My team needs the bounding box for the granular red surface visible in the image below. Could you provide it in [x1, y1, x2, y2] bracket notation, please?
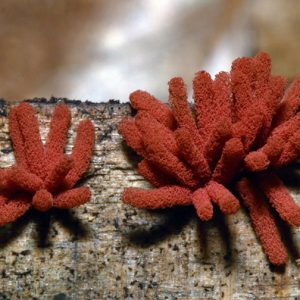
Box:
[0, 103, 95, 225]
[119, 52, 300, 265]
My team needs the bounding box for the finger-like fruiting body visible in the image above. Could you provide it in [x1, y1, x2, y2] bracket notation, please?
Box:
[53, 187, 91, 209]
[7, 166, 43, 193]
[236, 178, 287, 265]
[119, 52, 300, 265]
[141, 128, 198, 189]
[138, 160, 175, 187]
[212, 138, 245, 184]
[136, 111, 179, 156]
[45, 104, 71, 168]
[13, 103, 47, 179]
[122, 186, 192, 209]
[269, 76, 287, 101]
[244, 151, 270, 172]
[169, 77, 197, 132]
[169, 77, 203, 149]
[233, 107, 264, 151]
[0, 102, 95, 227]
[273, 75, 300, 126]
[276, 129, 300, 167]
[256, 172, 300, 226]
[8, 107, 29, 170]
[230, 57, 255, 121]
[45, 155, 74, 192]
[64, 120, 95, 188]
[193, 71, 214, 136]
[32, 189, 53, 212]
[204, 120, 232, 169]
[192, 187, 213, 221]
[0, 195, 31, 226]
[175, 127, 211, 184]
[130, 90, 176, 129]
[206, 181, 240, 214]
[0, 169, 17, 192]
[118, 118, 145, 156]
[254, 77, 287, 146]
[245, 113, 300, 171]
[193, 71, 231, 139]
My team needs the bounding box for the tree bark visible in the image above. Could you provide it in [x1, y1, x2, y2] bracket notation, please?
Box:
[0, 99, 299, 299]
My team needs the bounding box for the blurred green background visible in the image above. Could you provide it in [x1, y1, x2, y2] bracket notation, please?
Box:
[1, 0, 300, 102]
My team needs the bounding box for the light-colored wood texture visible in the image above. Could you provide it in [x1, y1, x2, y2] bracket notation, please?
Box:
[0, 100, 299, 299]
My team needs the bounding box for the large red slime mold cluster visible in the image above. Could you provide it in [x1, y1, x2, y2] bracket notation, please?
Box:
[0, 102, 95, 226]
[119, 52, 300, 265]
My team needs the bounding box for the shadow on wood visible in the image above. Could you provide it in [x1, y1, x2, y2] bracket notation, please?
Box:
[0, 208, 91, 249]
[124, 204, 236, 267]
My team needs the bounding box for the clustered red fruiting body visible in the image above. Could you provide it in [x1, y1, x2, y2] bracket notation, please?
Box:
[119, 52, 300, 265]
[0, 102, 95, 226]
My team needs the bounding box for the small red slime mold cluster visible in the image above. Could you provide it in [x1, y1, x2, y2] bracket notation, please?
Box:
[0, 102, 95, 226]
[119, 52, 300, 265]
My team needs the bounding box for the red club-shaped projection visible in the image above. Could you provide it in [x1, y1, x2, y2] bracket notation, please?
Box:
[0, 102, 95, 226]
[119, 52, 300, 265]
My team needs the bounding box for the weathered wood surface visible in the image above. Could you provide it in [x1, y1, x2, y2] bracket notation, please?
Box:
[0, 99, 299, 300]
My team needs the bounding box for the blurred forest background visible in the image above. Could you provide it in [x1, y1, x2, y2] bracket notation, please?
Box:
[0, 0, 300, 102]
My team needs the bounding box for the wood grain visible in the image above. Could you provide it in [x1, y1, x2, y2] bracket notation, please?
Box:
[0, 99, 299, 300]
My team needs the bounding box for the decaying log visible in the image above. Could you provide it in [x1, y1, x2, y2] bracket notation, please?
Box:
[0, 99, 299, 299]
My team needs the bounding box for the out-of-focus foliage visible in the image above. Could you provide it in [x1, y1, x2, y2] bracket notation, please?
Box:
[0, 0, 299, 102]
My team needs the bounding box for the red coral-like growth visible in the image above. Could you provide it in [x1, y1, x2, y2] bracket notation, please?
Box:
[119, 52, 300, 265]
[0, 102, 95, 226]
